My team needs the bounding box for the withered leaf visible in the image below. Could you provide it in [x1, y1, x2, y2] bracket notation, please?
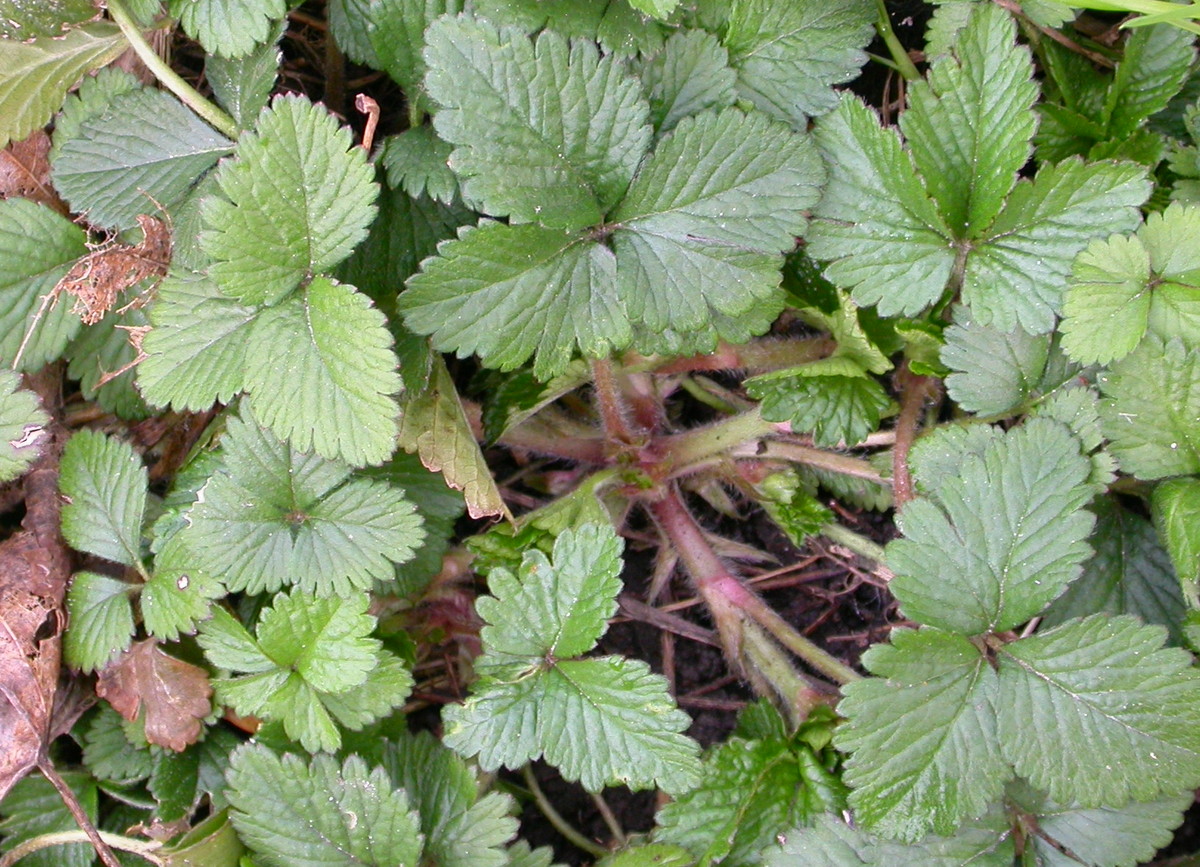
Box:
[96, 638, 212, 752]
[0, 132, 60, 210]
[56, 214, 171, 325]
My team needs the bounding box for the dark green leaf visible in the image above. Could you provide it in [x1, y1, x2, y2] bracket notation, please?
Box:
[59, 429, 147, 566]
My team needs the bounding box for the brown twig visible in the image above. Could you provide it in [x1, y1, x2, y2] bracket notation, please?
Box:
[891, 362, 937, 509]
[36, 759, 121, 867]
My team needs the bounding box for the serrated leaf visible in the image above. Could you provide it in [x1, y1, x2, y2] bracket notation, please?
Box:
[997, 614, 1200, 806]
[137, 271, 257, 411]
[59, 429, 147, 566]
[1153, 477, 1200, 608]
[205, 23, 281, 130]
[0, 771, 98, 867]
[142, 535, 224, 641]
[379, 126, 459, 204]
[201, 95, 378, 305]
[1043, 497, 1186, 644]
[178, 410, 423, 596]
[167, 0, 288, 57]
[424, 15, 651, 228]
[319, 654, 414, 731]
[226, 746, 423, 867]
[888, 420, 1095, 634]
[835, 628, 1008, 842]
[51, 87, 233, 230]
[900, 3, 1038, 236]
[0, 198, 87, 370]
[82, 706, 152, 784]
[257, 592, 378, 692]
[749, 359, 892, 447]
[723, 0, 874, 128]
[908, 423, 1002, 495]
[400, 222, 625, 379]
[941, 317, 1051, 416]
[245, 276, 401, 466]
[0, 0, 99, 39]
[0, 22, 126, 149]
[51, 68, 140, 161]
[638, 29, 737, 134]
[367, 0, 462, 99]
[1100, 335, 1200, 479]
[327, 0, 378, 65]
[97, 639, 212, 751]
[150, 745, 201, 821]
[0, 369, 49, 484]
[62, 571, 135, 674]
[473, 0, 665, 58]
[195, 605, 274, 674]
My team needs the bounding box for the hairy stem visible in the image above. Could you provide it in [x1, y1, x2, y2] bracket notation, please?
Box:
[741, 623, 826, 726]
[591, 358, 637, 444]
[873, 0, 922, 81]
[821, 522, 889, 569]
[107, 0, 241, 140]
[661, 407, 779, 475]
[521, 765, 608, 859]
[892, 363, 935, 509]
[744, 441, 890, 485]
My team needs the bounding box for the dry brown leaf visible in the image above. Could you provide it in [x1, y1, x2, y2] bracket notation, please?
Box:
[0, 132, 61, 210]
[96, 638, 212, 752]
[57, 214, 171, 324]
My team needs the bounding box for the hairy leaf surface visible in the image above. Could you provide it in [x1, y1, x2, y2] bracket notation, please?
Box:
[167, 0, 288, 57]
[0, 370, 48, 484]
[59, 429, 147, 567]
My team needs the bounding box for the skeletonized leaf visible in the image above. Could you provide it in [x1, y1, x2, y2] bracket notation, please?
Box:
[167, 0, 288, 57]
[201, 95, 378, 305]
[997, 614, 1200, 806]
[0, 370, 49, 484]
[59, 429, 147, 567]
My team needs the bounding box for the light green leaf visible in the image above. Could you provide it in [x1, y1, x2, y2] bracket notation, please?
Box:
[1106, 26, 1196, 137]
[748, 359, 892, 447]
[1100, 335, 1200, 479]
[137, 271, 257, 411]
[0, 0, 99, 39]
[367, 0, 462, 98]
[997, 614, 1200, 806]
[0, 369, 49, 484]
[1153, 477, 1200, 608]
[900, 3, 1038, 236]
[835, 627, 1008, 842]
[723, 0, 874, 128]
[62, 571, 136, 674]
[475, 524, 624, 672]
[205, 25, 282, 130]
[941, 316, 1051, 416]
[59, 429, 147, 566]
[256, 591, 378, 692]
[226, 746, 423, 867]
[178, 410, 423, 596]
[400, 221, 626, 380]
[627, 0, 677, 17]
[887, 419, 1095, 634]
[195, 605, 274, 674]
[51, 87, 233, 230]
[245, 276, 401, 466]
[473, 0, 666, 59]
[201, 95, 378, 305]
[142, 535, 224, 641]
[424, 14, 651, 228]
[379, 126, 460, 204]
[319, 654, 415, 730]
[638, 29, 737, 134]
[0, 22, 126, 149]
[167, 0, 288, 57]
[0, 198, 87, 370]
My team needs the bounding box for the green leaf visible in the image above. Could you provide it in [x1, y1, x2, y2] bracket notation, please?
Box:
[378, 126, 460, 204]
[0, 771, 99, 867]
[50, 67, 141, 161]
[64, 303, 150, 421]
[638, 29, 737, 134]
[0, 22, 126, 149]
[899, 3, 1038, 236]
[244, 276, 401, 466]
[749, 357, 892, 447]
[256, 591, 378, 692]
[996, 614, 1200, 806]
[201, 95, 379, 305]
[63, 571, 136, 673]
[178, 410, 423, 596]
[327, 0, 378, 65]
[59, 429, 147, 566]
[400, 221, 625, 380]
[51, 87, 234, 230]
[723, 0, 874, 128]
[226, 746, 423, 867]
[0, 198, 87, 370]
[316, 652, 415, 731]
[0, 369, 48, 484]
[81, 706, 152, 784]
[167, 0, 288, 57]
[1100, 335, 1200, 479]
[137, 271, 257, 411]
[1044, 497, 1186, 641]
[142, 535, 225, 641]
[0, 0, 99, 39]
[1153, 477, 1200, 608]
[443, 525, 701, 793]
[205, 24, 282, 130]
[941, 316, 1051, 416]
[835, 627, 1008, 841]
[367, 0, 462, 98]
[424, 14, 651, 228]
[887, 419, 1095, 634]
[473, 0, 666, 58]
[627, 0, 677, 18]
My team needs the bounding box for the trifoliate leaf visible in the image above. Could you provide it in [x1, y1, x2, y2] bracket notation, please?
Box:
[887, 420, 1095, 634]
[167, 0, 288, 57]
[835, 627, 1007, 841]
[0, 771, 99, 867]
[205, 24, 282, 130]
[444, 525, 701, 793]
[51, 87, 234, 230]
[367, 0, 462, 99]
[201, 95, 378, 305]
[226, 746, 423, 867]
[62, 571, 135, 674]
[1044, 497, 1185, 641]
[178, 410, 423, 596]
[257, 592, 379, 693]
[0, 0, 99, 39]
[0, 369, 48, 484]
[1100, 335, 1200, 479]
[378, 126, 459, 204]
[137, 271, 257, 411]
[900, 3, 1038, 236]
[1062, 203, 1200, 364]
[244, 276, 401, 466]
[423, 15, 651, 228]
[748, 358, 892, 447]
[0, 22, 126, 149]
[722, 0, 874, 128]
[59, 429, 147, 566]
[1153, 477, 1200, 608]
[941, 317, 1051, 416]
[1031, 384, 1117, 491]
[996, 614, 1200, 806]
[638, 29, 737, 134]
[0, 198, 86, 370]
[141, 535, 224, 641]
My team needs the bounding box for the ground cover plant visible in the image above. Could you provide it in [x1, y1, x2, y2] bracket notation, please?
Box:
[3, 0, 1200, 864]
